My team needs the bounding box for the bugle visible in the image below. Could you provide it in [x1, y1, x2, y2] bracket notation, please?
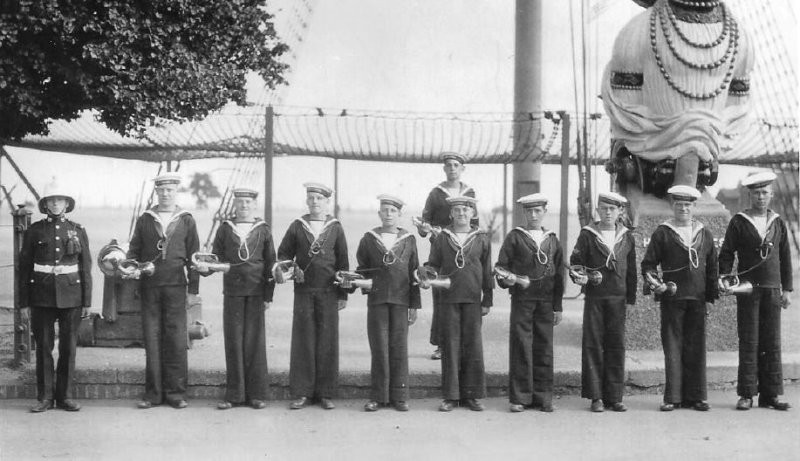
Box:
[644, 271, 676, 296]
[334, 271, 373, 290]
[191, 252, 230, 274]
[493, 266, 531, 289]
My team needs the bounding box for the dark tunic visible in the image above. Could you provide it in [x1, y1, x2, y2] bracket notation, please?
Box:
[277, 215, 349, 398]
[427, 226, 493, 400]
[356, 228, 421, 403]
[641, 220, 718, 404]
[19, 215, 92, 402]
[570, 223, 636, 403]
[128, 207, 200, 404]
[719, 210, 793, 398]
[420, 182, 476, 347]
[212, 219, 277, 403]
[497, 227, 563, 406]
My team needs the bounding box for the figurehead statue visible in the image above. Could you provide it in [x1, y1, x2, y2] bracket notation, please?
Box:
[602, 0, 754, 222]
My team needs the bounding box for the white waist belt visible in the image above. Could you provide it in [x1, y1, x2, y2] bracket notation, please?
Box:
[33, 263, 79, 275]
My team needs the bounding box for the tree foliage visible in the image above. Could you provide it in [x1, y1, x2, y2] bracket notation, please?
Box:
[187, 172, 221, 209]
[0, 0, 289, 141]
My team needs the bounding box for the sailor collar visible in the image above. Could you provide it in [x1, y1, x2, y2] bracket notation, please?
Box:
[145, 207, 191, 232]
[297, 215, 338, 235]
[368, 227, 412, 251]
[582, 223, 628, 251]
[442, 226, 484, 248]
[436, 182, 474, 197]
[223, 219, 267, 242]
[512, 226, 556, 246]
[661, 219, 704, 249]
[736, 210, 780, 241]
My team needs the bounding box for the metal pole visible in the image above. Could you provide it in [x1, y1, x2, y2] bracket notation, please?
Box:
[512, 0, 543, 228]
[333, 158, 339, 219]
[502, 163, 508, 237]
[1, 147, 40, 201]
[264, 106, 274, 226]
[13, 205, 33, 365]
[558, 112, 571, 277]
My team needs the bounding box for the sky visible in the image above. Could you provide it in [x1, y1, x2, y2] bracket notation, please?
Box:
[2, 0, 797, 215]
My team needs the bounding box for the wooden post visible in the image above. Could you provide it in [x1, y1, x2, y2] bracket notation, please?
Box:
[264, 106, 274, 226]
[13, 205, 32, 365]
[558, 112, 571, 276]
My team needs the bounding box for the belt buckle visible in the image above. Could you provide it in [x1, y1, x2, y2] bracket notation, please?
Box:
[52, 265, 64, 275]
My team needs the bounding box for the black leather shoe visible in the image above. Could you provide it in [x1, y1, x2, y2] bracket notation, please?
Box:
[56, 400, 81, 412]
[692, 401, 710, 411]
[758, 396, 791, 411]
[590, 400, 604, 413]
[660, 402, 675, 412]
[30, 400, 53, 413]
[320, 398, 336, 410]
[394, 401, 409, 412]
[364, 400, 380, 412]
[540, 403, 554, 413]
[463, 399, 484, 412]
[606, 402, 627, 412]
[289, 397, 309, 410]
[168, 399, 188, 409]
[736, 397, 753, 410]
[509, 403, 525, 413]
[250, 400, 267, 410]
[136, 400, 155, 409]
[439, 400, 456, 412]
[217, 401, 233, 410]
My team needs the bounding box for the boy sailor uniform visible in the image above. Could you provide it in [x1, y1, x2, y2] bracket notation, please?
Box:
[211, 218, 276, 406]
[641, 219, 718, 408]
[570, 222, 636, 407]
[427, 225, 493, 403]
[128, 206, 200, 407]
[277, 214, 349, 401]
[497, 226, 564, 410]
[719, 209, 793, 405]
[356, 227, 421, 406]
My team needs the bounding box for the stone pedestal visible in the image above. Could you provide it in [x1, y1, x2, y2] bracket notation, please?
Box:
[626, 192, 739, 350]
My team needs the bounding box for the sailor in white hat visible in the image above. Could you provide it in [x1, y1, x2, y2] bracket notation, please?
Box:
[277, 182, 349, 410]
[642, 184, 718, 412]
[720, 170, 792, 411]
[570, 191, 636, 413]
[496, 192, 563, 413]
[416, 154, 477, 361]
[426, 195, 492, 412]
[204, 187, 276, 410]
[19, 178, 92, 412]
[356, 194, 421, 412]
[128, 172, 200, 410]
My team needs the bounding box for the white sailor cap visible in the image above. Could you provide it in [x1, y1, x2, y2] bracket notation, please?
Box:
[445, 196, 477, 207]
[667, 185, 701, 202]
[517, 193, 548, 208]
[598, 191, 627, 207]
[741, 171, 777, 189]
[233, 188, 258, 199]
[377, 194, 405, 209]
[154, 173, 182, 186]
[303, 182, 333, 197]
[441, 152, 468, 164]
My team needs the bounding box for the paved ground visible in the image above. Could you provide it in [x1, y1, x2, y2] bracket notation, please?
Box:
[1, 386, 798, 461]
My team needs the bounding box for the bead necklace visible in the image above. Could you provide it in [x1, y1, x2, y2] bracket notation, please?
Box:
[665, 1, 730, 48]
[649, 5, 738, 100]
[658, 6, 737, 70]
[670, 0, 719, 8]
